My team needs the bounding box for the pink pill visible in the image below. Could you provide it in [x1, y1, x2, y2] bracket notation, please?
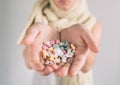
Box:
[42, 45, 48, 50]
[56, 40, 60, 44]
[50, 40, 55, 45]
[48, 44, 52, 48]
[62, 50, 67, 54]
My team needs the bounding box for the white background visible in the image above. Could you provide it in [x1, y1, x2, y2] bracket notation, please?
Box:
[0, 0, 120, 85]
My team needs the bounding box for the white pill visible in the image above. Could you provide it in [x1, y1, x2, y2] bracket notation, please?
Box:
[61, 57, 67, 63]
[54, 48, 64, 57]
[44, 41, 51, 46]
[67, 49, 72, 53]
[45, 61, 49, 65]
[55, 58, 61, 63]
[46, 51, 52, 56]
[72, 50, 75, 53]
[49, 61, 53, 64]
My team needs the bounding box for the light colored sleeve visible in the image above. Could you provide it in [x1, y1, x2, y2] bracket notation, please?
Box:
[17, 15, 35, 45]
[17, 0, 49, 45]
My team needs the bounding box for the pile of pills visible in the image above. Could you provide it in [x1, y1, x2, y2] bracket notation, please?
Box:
[41, 40, 76, 65]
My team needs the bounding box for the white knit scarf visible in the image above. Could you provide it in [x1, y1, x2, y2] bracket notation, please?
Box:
[18, 0, 96, 85]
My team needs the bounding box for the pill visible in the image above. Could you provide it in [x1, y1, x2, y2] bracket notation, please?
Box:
[44, 41, 51, 46]
[55, 58, 61, 63]
[60, 46, 64, 50]
[64, 41, 68, 46]
[45, 61, 49, 65]
[46, 51, 52, 56]
[42, 45, 48, 50]
[67, 53, 74, 58]
[50, 40, 55, 45]
[62, 50, 67, 54]
[53, 44, 59, 48]
[49, 61, 53, 64]
[61, 57, 67, 63]
[47, 44, 52, 48]
[67, 49, 72, 53]
[56, 40, 60, 44]
[70, 44, 76, 50]
[42, 50, 47, 59]
[54, 48, 64, 57]
[43, 55, 46, 59]
[72, 50, 75, 53]
[64, 47, 70, 50]
[42, 40, 76, 65]
[48, 47, 54, 52]
[49, 55, 55, 61]
[60, 42, 64, 46]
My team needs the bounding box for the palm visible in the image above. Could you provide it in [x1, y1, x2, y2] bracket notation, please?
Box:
[23, 23, 59, 75]
[55, 24, 98, 76]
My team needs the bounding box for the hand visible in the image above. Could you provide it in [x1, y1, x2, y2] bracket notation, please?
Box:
[22, 22, 59, 76]
[55, 24, 99, 77]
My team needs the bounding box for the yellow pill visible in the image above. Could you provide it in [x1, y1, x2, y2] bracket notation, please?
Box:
[49, 55, 55, 61]
[42, 50, 46, 53]
[43, 54, 46, 59]
[70, 44, 76, 50]
[42, 50, 47, 59]
[48, 47, 54, 52]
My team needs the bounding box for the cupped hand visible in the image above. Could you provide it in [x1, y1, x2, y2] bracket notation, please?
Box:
[22, 22, 59, 76]
[55, 24, 99, 77]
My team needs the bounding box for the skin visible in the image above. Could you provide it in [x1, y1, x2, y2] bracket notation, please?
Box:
[52, 0, 79, 11]
[22, 21, 102, 76]
[55, 22, 102, 76]
[81, 22, 102, 73]
[22, 0, 102, 76]
[23, 23, 60, 75]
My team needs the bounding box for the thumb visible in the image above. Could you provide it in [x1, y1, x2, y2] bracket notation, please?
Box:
[81, 29, 99, 53]
[22, 26, 40, 45]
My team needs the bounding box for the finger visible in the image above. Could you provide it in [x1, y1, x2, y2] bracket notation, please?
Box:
[36, 66, 53, 76]
[31, 47, 44, 71]
[69, 50, 89, 77]
[23, 46, 33, 69]
[81, 28, 99, 53]
[56, 58, 74, 77]
[38, 65, 57, 76]
[30, 31, 46, 71]
[36, 70, 50, 76]
[58, 62, 65, 69]
[75, 40, 88, 55]
[22, 25, 40, 45]
[54, 63, 64, 75]
[49, 64, 59, 70]
[43, 66, 54, 75]
[39, 49, 45, 65]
